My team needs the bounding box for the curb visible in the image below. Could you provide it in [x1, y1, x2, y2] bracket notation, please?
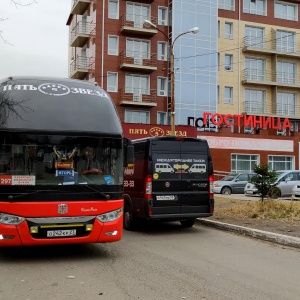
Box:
[196, 219, 300, 249]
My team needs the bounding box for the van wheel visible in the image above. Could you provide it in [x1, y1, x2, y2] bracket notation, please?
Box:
[221, 187, 232, 195]
[180, 218, 195, 228]
[124, 204, 135, 231]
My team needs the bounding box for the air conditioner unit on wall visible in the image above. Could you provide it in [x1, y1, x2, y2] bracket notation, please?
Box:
[277, 130, 286, 136]
[225, 65, 232, 70]
[244, 127, 253, 134]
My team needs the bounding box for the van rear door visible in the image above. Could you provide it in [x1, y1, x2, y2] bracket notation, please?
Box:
[151, 139, 211, 216]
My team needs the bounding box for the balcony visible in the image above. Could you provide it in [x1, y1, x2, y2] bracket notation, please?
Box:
[242, 37, 300, 58]
[242, 69, 300, 88]
[69, 56, 95, 79]
[119, 89, 157, 107]
[71, 0, 92, 15]
[242, 100, 299, 119]
[70, 21, 96, 47]
[120, 51, 157, 72]
[120, 14, 157, 36]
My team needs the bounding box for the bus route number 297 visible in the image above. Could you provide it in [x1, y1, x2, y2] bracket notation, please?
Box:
[124, 180, 134, 188]
[0, 176, 12, 185]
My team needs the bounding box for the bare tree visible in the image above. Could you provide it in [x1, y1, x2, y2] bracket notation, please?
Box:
[1, 0, 37, 45]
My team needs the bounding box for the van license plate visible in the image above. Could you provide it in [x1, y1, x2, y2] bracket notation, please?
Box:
[47, 229, 76, 237]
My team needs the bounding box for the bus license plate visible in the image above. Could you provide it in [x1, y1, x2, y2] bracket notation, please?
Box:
[47, 229, 76, 237]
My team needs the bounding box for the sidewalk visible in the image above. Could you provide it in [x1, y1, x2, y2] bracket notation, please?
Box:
[196, 194, 300, 249]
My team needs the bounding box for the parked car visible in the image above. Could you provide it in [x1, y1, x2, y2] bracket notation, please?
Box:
[244, 170, 300, 197]
[214, 172, 256, 195]
[292, 184, 300, 199]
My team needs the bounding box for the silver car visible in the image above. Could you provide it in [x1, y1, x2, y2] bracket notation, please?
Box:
[214, 173, 256, 195]
[245, 170, 300, 197]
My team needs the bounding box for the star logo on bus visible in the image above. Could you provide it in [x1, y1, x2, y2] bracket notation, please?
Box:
[38, 83, 70, 96]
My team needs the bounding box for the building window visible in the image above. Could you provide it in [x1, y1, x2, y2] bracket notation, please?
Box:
[218, 0, 234, 11]
[108, 36, 118, 55]
[126, 39, 150, 63]
[125, 110, 150, 124]
[107, 72, 118, 92]
[245, 57, 265, 81]
[125, 75, 150, 102]
[224, 86, 233, 104]
[218, 21, 220, 38]
[231, 154, 259, 173]
[224, 22, 233, 39]
[158, 7, 168, 25]
[245, 89, 266, 114]
[276, 30, 296, 53]
[275, 1, 297, 21]
[268, 156, 293, 171]
[277, 92, 296, 116]
[108, 0, 119, 19]
[243, 0, 266, 16]
[126, 3, 150, 28]
[224, 54, 233, 71]
[158, 42, 168, 61]
[217, 85, 220, 104]
[157, 112, 168, 125]
[245, 25, 265, 48]
[217, 53, 220, 70]
[157, 77, 168, 96]
[277, 61, 296, 84]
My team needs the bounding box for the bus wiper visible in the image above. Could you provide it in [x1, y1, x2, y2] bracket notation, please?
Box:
[8, 190, 65, 200]
[84, 185, 110, 200]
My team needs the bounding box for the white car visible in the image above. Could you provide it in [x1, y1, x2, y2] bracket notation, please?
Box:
[292, 184, 300, 199]
[244, 170, 300, 197]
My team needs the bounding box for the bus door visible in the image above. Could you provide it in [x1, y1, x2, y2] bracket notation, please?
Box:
[180, 141, 210, 214]
[151, 141, 182, 215]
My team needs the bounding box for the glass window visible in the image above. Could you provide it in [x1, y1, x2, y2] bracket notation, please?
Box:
[276, 30, 296, 53]
[108, 0, 119, 19]
[158, 7, 168, 25]
[231, 154, 259, 173]
[277, 92, 296, 116]
[107, 72, 118, 92]
[125, 75, 150, 99]
[157, 77, 168, 96]
[224, 54, 233, 71]
[125, 110, 150, 124]
[245, 57, 265, 81]
[224, 86, 233, 104]
[157, 112, 168, 125]
[108, 36, 118, 55]
[224, 22, 233, 39]
[218, 0, 234, 10]
[245, 25, 265, 48]
[245, 89, 266, 114]
[126, 39, 150, 63]
[277, 61, 296, 84]
[0, 138, 124, 188]
[275, 1, 297, 21]
[243, 0, 266, 16]
[126, 3, 150, 28]
[268, 156, 293, 171]
[158, 42, 168, 61]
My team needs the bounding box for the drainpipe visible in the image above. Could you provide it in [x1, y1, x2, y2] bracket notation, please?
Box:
[101, 0, 105, 88]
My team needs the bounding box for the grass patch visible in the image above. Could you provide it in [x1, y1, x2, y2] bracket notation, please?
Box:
[220, 199, 300, 221]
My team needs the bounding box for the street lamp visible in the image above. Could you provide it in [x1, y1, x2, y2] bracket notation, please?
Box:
[144, 20, 199, 135]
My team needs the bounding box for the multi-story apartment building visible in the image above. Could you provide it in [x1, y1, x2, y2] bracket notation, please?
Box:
[66, 0, 217, 129]
[66, 0, 300, 174]
[218, 0, 300, 133]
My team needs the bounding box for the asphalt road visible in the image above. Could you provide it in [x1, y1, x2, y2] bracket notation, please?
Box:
[0, 223, 300, 300]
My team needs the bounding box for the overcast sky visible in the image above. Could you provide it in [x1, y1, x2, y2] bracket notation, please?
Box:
[0, 0, 70, 79]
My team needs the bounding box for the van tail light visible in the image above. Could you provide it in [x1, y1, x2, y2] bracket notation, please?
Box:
[209, 175, 214, 214]
[145, 176, 153, 215]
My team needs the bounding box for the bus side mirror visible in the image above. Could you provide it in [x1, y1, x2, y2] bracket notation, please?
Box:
[124, 138, 134, 167]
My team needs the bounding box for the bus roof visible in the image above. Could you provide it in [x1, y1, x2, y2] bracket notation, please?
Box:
[0, 76, 123, 137]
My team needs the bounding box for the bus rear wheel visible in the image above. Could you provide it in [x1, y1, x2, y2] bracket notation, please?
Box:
[180, 218, 195, 228]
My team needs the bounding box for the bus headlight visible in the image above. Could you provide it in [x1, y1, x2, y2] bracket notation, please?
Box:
[0, 213, 25, 225]
[96, 208, 123, 223]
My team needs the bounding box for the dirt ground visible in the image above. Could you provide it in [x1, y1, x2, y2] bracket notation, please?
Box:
[210, 195, 300, 239]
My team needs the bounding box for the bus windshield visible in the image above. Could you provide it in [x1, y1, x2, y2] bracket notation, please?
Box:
[0, 135, 123, 188]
